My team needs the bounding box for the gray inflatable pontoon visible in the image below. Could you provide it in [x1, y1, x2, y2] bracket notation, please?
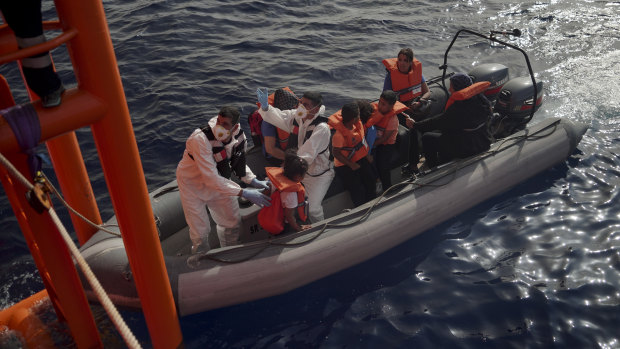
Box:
[79, 116, 587, 316]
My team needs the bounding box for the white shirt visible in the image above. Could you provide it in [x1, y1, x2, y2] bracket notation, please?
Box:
[269, 182, 298, 209]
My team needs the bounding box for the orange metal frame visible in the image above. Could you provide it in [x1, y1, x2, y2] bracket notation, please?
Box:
[0, 1, 183, 348]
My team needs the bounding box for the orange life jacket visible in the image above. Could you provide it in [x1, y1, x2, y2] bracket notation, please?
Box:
[266, 86, 296, 149]
[444, 81, 491, 111]
[383, 57, 423, 102]
[328, 111, 369, 167]
[365, 101, 408, 132]
[258, 167, 307, 235]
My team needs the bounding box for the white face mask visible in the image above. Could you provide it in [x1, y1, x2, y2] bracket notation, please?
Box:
[295, 105, 308, 119]
[213, 124, 231, 142]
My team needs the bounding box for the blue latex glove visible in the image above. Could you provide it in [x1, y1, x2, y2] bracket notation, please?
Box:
[250, 178, 270, 191]
[256, 87, 269, 111]
[241, 188, 271, 207]
[366, 125, 377, 149]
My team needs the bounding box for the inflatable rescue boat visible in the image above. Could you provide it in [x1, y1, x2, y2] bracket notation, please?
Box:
[78, 29, 587, 315]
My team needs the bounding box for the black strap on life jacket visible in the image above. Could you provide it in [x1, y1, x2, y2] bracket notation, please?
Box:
[340, 138, 367, 160]
[286, 116, 328, 150]
[286, 116, 331, 178]
[198, 125, 247, 179]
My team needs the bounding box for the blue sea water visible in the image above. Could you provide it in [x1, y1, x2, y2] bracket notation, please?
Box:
[1, 0, 620, 348]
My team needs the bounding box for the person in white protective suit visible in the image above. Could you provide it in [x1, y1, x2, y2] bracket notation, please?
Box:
[257, 89, 334, 223]
[176, 106, 271, 254]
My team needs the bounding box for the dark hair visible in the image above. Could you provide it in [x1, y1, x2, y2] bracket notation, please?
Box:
[219, 106, 240, 124]
[398, 48, 414, 62]
[283, 149, 308, 180]
[341, 101, 360, 123]
[356, 99, 374, 123]
[302, 91, 323, 108]
[380, 90, 398, 105]
[449, 72, 473, 91]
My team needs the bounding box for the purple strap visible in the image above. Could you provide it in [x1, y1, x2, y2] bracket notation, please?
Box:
[1, 103, 42, 178]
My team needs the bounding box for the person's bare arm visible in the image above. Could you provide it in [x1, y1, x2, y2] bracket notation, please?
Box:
[374, 129, 395, 146]
[264, 136, 286, 160]
[411, 81, 432, 110]
[284, 208, 310, 231]
[333, 147, 360, 170]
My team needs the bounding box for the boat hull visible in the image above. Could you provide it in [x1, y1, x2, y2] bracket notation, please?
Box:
[79, 117, 587, 316]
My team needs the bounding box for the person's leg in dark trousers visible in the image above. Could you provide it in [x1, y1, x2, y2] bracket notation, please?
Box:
[358, 157, 377, 203]
[421, 132, 442, 168]
[335, 164, 366, 207]
[375, 143, 396, 192]
[397, 113, 421, 175]
[422, 132, 455, 168]
[408, 129, 422, 173]
[0, 0, 63, 104]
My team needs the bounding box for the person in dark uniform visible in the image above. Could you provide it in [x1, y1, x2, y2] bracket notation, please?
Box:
[407, 73, 493, 168]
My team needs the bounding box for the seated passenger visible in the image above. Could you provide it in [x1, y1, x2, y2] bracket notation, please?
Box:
[261, 88, 299, 167]
[258, 150, 311, 234]
[408, 73, 492, 168]
[365, 90, 408, 192]
[329, 101, 376, 207]
[382, 48, 431, 117]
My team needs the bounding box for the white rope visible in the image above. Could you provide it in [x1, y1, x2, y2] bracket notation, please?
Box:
[0, 152, 34, 190]
[41, 172, 122, 237]
[0, 152, 141, 349]
[48, 208, 142, 349]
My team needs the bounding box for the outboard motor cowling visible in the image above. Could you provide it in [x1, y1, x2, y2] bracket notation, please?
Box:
[491, 76, 544, 138]
[494, 76, 543, 118]
[468, 63, 509, 102]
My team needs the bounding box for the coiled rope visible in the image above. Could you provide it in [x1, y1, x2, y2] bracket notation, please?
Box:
[0, 152, 141, 349]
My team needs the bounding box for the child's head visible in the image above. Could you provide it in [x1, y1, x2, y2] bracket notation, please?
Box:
[341, 101, 360, 127]
[356, 99, 373, 124]
[378, 90, 397, 115]
[283, 149, 308, 183]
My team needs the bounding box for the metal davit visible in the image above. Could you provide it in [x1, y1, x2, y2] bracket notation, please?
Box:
[0, 0, 183, 348]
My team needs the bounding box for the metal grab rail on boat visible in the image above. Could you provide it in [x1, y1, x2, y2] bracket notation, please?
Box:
[439, 28, 538, 130]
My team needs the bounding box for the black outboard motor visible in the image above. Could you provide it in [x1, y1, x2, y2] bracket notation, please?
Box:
[440, 28, 539, 139]
[468, 63, 509, 102]
[491, 76, 543, 138]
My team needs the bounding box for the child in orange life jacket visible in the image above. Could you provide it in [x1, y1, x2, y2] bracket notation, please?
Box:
[329, 101, 377, 207]
[259, 149, 311, 233]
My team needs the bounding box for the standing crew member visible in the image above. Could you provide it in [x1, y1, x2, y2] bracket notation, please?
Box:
[257, 88, 334, 223]
[176, 106, 271, 254]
